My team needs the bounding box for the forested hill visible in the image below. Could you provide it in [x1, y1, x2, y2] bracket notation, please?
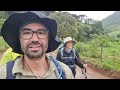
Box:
[102, 11, 120, 34]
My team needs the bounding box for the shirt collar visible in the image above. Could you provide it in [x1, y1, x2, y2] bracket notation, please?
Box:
[12, 55, 56, 76]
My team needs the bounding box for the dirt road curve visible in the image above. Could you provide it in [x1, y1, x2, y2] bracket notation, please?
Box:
[75, 65, 111, 79]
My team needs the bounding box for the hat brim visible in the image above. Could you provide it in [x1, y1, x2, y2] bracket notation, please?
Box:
[64, 40, 76, 46]
[1, 12, 60, 54]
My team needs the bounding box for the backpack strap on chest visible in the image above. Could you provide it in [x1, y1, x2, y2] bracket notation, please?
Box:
[61, 47, 76, 58]
[49, 56, 66, 79]
[6, 60, 15, 79]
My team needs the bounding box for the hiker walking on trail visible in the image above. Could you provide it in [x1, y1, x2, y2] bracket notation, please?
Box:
[0, 11, 73, 79]
[56, 37, 87, 78]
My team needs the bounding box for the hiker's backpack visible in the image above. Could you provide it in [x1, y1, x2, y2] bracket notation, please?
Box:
[60, 47, 76, 65]
[60, 47, 76, 72]
[6, 56, 66, 79]
[60, 47, 76, 60]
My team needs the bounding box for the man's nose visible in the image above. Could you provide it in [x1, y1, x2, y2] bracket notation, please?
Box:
[30, 33, 39, 41]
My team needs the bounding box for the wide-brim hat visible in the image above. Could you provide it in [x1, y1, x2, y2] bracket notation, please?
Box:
[63, 37, 76, 46]
[1, 11, 61, 54]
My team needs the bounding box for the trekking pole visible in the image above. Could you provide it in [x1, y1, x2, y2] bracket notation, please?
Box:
[82, 67, 87, 79]
[81, 58, 89, 79]
[74, 55, 88, 79]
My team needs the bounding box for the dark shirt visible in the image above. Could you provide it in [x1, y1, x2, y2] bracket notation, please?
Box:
[56, 48, 84, 69]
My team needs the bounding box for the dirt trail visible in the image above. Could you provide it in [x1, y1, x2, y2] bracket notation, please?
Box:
[75, 65, 111, 79]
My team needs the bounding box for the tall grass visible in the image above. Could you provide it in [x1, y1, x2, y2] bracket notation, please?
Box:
[74, 41, 120, 71]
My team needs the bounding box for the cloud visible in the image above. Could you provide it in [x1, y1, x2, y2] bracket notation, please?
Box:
[65, 11, 115, 21]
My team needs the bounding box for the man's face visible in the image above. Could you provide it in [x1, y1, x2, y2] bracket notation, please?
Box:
[20, 23, 48, 59]
[66, 40, 74, 49]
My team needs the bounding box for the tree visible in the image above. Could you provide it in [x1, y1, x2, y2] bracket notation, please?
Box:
[71, 14, 78, 19]
[85, 18, 95, 24]
[117, 34, 120, 38]
[44, 11, 55, 16]
[98, 35, 109, 62]
[50, 12, 78, 39]
[91, 34, 109, 62]
[76, 22, 92, 42]
[0, 11, 9, 19]
[78, 14, 87, 23]
[5, 11, 55, 16]
[5, 11, 19, 15]
[90, 20, 104, 35]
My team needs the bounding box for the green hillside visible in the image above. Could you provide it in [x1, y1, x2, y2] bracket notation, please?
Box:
[108, 30, 120, 38]
[102, 11, 120, 33]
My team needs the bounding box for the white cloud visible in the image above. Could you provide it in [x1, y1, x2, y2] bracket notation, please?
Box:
[65, 11, 115, 21]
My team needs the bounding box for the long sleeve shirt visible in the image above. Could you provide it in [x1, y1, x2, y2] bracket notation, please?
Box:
[56, 48, 84, 69]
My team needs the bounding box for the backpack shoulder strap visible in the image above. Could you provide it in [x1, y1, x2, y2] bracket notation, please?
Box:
[72, 48, 76, 58]
[49, 56, 66, 79]
[6, 60, 15, 79]
[60, 47, 64, 58]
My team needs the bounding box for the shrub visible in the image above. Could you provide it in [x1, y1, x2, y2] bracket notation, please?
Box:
[0, 37, 9, 50]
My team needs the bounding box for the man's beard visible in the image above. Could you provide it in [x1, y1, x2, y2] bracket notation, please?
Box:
[24, 41, 47, 60]
[26, 49, 44, 60]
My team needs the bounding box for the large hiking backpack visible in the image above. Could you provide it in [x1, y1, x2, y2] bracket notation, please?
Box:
[60, 47, 76, 59]
[60, 47, 76, 75]
[6, 56, 66, 79]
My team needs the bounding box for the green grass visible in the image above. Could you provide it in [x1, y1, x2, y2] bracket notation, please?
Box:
[81, 57, 120, 71]
[75, 41, 120, 72]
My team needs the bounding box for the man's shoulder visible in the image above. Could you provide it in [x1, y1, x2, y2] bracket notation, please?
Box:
[58, 61, 74, 79]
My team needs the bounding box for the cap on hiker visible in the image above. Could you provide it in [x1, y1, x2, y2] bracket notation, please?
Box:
[1, 11, 61, 54]
[63, 37, 76, 46]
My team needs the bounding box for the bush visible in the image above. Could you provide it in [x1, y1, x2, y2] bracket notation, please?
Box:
[0, 18, 6, 35]
[75, 41, 120, 72]
[106, 41, 113, 47]
[74, 42, 81, 53]
[90, 52, 100, 58]
[0, 37, 9, 50]
[82, 51, 91, 57]
[74, 42, 89, 54]
[101, 62, 113, 70]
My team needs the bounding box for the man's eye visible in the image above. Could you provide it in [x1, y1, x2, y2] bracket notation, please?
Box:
[38, 31, 45, 35]
[23, 32, 31, 35]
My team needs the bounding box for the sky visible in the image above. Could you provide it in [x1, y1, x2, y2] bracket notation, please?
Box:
[65, 11, 115, 21]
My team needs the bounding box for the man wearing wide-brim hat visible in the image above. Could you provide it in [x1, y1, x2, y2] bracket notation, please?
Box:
[56, 37, 87, 78]
[0, 11, 73, 79]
